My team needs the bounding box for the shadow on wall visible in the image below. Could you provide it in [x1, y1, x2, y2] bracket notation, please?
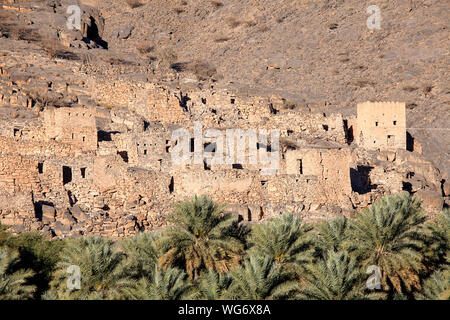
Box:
[83, 16, 108, 49]
[98, 130, 120, 142]
[350, 166, 377, 194]
[33, 200, 54, 221]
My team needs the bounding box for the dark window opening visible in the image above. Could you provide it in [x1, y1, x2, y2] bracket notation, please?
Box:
[261, 180, 267, 186]
[298, 159, 303, 174]
[190, 138, 195, 152]
[82, 136, 86, 142]
[13, 128, 20, 137]
[287, 130, 294, 136]
[169, 176, 174, 193]
[322, 125, 329, 131]
[62, 166, 72, 185]
[406, 172, 415, 179]
[203, 160, 211, 170]
[143, 121, 150, 131]
[375, 121, 378, 126]
[80, 168, 86, 178]
[247, 208, 252, 222]
[38, 162, 44, 174]
[402, 181, 412, 192]
[343, 119, 354, 145]
[393, 121, 397, 125]
[72, 133, 75, 140]
[407, 132, 414, 152]
[387, 135, 395, 146]
[166, 140, 170, 153]
[201, 98, 206, 104]
[117, 151, 129, 163]
[143, 149, 147, 155]
[231, 98, 235, 104]
[232, 164, 243, 169]
[211, 109, 217, 114]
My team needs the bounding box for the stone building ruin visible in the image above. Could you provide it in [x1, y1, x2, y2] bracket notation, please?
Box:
[356, 102, 406, 150]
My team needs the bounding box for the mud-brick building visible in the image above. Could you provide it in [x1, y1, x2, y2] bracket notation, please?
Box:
[356, 102, 406, 150]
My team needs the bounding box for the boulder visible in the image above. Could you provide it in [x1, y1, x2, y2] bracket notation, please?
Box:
[114, 26, 134, 39]
[58, 211, 76, 225]
[70, 205, 88, 221]
[414, 189, 444, 212]
[41, 204, 55, 224]
[443, 179, 450, 197]
[52, 221, 71, 236]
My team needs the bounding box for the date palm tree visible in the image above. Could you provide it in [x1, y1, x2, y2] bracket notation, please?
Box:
[416, 209, 450, 300]
[158, 195, 245, 280]
[415, 267, 450, 300]
[298, 250, 373, 300]
[0, 247, 35, 300]
[422, 209, 449, 271]
[45, 236, 131, 300]
[347, 193, 428, 294]
[119, 232, 162, 279]
[122, 266, 196, 300]
[197, 269, 232, 300]
[247, 213, 314, 275]
[224, 254, 299, 300]
[314, 216, 351, 258]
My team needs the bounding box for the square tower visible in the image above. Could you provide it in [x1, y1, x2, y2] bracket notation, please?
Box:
[44, 106, 97, 151]
[356, 102, 406, 150]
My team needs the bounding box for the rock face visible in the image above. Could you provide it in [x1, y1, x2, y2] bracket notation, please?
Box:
[0, 0, 448, 238]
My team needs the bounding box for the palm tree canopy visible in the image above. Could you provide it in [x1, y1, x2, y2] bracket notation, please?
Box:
[46, 236, 131, 300]
[315, 216, 351, 258]
[197, 269, 232, 300]
[123, 266, 195, 300]
[299, 250, 376, 300]
[0, 247, 35, 300]
[225, 254, 299, 300]
[158, 195, 245, 279]
[119, 232, 162, 279]
[347, 193, 428, 294]
[248, 213, 314, 273]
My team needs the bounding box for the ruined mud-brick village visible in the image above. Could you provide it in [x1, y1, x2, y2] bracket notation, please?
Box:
[0, 0, 448, 302]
